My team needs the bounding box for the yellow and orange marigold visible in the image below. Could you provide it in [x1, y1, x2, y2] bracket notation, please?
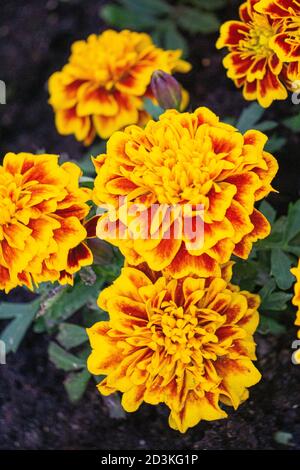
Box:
[216, 0, 300, 107]
[93, 107, 278, 279]
[256, 0, 300, 90]
[87, 263, 261, 432]
[291, 259, 300, 339]
[48, 29, 191, 145]
[0, 152, 93, 293]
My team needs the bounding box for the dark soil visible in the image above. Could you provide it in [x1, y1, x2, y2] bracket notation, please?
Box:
[0, 0, 299, 450]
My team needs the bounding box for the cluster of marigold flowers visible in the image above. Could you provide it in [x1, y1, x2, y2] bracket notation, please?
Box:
[1, 5, 300, 432]
[217, 0, 300, 107]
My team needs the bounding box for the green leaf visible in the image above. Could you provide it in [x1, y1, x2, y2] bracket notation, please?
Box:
[40, 277, 106, 329]
[265, 134, 286, 153]
[143, 98, 164, 120]
[271, 248, 294, 290]
[259, 278, 276, 300]
[258, 316, 287, 336]
[232, 259, 258, 291]
[258, 215, 286, 247]
[151, 28, 163, 47]
[223, 117, 236, 126]
[189, 0, 226, 10]
[0, 301, 37, 319]
[75, 157, 95, 176]
[285, 245, 300, 257]
[81, 306, 108, 327]
[236, 103, 265, 133]
[163, 23, 188, 54]
[177, 7, 220, 34]
[274, 431, 293, 446]
[57, 323, 88, 350]
[120, 0, 171, 15]
[260, 291, 292, 311]
[0, 300, 40, 353]
[282, 112, 300, 132]
[284, 200, 300, 243]
[102, 394, 127, 419]
[100, 4, 156, 30]
[255, 120, 278, 132]
[259, 200, 276, 225]
[48, 342, 86, 371]
[64, 369, 91, 403]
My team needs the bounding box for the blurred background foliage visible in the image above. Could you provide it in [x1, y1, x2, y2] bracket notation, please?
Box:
[100, 0, 229, 55]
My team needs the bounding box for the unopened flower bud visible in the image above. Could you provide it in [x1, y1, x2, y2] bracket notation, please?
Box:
[151, 70, 182, 110]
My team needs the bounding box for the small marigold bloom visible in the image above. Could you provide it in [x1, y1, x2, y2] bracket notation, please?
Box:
[0, 152, 93, 293]
[255, 0, 300, 90]
[48, 30, 191, 145]
[216, 0, 289, 107]
[93, 107, 278, 279]
[291, 259, 300, 339]
[87, 263, 261, 432]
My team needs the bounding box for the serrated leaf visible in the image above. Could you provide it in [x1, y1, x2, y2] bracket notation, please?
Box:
[41, 277, 105, 329]
[57, 323, 88, 350]
[64, 369, 91, 403]
[236, 103, 265, 133]
[0, 300, 40, 353]
[260, 291, 292, 311]
[48, 342, 86, 371]
[258, 316, 287, 336]
[259, 278, 276, 300]
[259, 200, 276, 224]
[177, 7, 220, 34]
[282, 112, 300, 132]
[271, 249, 294, 290]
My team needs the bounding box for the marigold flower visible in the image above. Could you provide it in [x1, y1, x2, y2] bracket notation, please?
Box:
[291, 259, 300, 339]
[216, 0, 291, 107]
[93, 107, 278, 279]
[48, 30, 191, 145]
[255, 0, 300, 91]
[0, 152, 93, 293]
[87, 263, 261, 432]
